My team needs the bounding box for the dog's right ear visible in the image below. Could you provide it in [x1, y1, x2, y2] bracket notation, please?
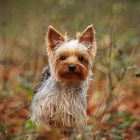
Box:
[46, 25, 65, 51]
[77, 25, 95, 48]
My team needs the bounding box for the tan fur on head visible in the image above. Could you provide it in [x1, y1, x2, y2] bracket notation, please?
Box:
[46, 25, 97, 84]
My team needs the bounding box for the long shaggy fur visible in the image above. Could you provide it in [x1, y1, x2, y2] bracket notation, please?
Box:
[31, 75, 89, 127]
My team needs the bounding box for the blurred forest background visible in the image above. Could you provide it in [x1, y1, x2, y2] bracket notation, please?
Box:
[0, 0, 140, 140]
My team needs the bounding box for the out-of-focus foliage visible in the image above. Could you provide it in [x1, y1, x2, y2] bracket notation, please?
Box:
[0, 0, 140, 139]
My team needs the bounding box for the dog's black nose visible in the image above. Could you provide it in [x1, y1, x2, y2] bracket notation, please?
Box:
[68, 64, 76, 72]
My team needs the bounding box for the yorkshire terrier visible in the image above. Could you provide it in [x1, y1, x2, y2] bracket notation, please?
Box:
[31, 25, 97, 135]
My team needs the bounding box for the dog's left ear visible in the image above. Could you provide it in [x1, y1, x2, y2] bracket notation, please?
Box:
[77, 25, 95, 48]
[46, 25, 65, 51]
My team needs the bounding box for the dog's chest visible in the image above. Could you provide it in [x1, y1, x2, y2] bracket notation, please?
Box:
[31, 77, 88, 126]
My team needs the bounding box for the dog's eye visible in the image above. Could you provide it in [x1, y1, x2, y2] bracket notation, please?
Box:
[78, 56, 84, 62]
[60, 56, 66, 60]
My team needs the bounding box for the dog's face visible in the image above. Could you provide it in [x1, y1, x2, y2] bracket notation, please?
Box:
[46, 25, 96, 83]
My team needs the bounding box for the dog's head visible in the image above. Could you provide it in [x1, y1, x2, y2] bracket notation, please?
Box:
[46, 25, 96, 84]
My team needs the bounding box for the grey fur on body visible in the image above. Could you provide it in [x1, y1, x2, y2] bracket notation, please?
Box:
[31, 67, 89, 127]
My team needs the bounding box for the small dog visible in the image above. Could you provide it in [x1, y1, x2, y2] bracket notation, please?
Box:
[31, 25, 97, 134]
